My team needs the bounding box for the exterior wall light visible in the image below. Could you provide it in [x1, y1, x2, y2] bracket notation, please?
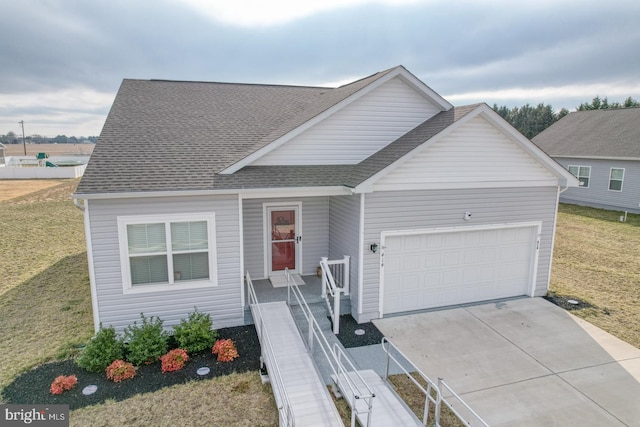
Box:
[370, 243, 378, 253]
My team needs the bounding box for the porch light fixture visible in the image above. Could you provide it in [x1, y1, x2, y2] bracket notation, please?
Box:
[370, 243, 378, 253]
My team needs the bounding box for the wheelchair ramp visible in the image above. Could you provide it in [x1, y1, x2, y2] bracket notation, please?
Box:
[252, 301, 344, 427]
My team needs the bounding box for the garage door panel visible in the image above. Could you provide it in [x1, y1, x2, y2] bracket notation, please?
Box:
[383, 226, 536, 315]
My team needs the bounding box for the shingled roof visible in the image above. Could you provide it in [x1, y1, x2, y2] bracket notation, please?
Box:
[76, 67, 472, 195]
[533, 108, 640, 159]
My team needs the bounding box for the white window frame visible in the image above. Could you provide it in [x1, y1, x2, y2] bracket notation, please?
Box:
[608, 167, 624, 192]
[117, 213, 217, 294]
[568, 165, 591, 188]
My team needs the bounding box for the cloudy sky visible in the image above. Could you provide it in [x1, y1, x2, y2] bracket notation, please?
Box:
[1, 0, 639, 137]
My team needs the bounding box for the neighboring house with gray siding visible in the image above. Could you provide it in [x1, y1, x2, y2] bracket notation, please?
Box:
[74, 66, 577, 332]
[533, 108, 640, 213]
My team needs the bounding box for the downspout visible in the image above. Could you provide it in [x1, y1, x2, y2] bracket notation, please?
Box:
[73, 197, 85, 211]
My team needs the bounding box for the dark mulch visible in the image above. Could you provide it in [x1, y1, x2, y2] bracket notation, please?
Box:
[544, 294, 595, 311]
[330, 314, 385, 348]
[1, 325, 261, 410]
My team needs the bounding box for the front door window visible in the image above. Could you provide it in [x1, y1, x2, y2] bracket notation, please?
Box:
[270, 210, 296, 272]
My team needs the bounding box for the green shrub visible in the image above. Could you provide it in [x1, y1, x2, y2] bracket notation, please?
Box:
[124, 313, 168, 366]
[172, 308, 218, 353]
[76, 325, 124, 373]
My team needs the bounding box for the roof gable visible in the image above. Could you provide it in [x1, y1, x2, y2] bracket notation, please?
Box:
[357, 104, 577, 192]
[533, 108, 640, 159]
[247, 76, 444, 166]
[219, 66, 452, 173]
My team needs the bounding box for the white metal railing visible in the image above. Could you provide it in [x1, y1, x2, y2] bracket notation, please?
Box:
[381, 337, 441, 426]
[246, 271, 296, 426]
[285, 268, 375, 427]
[322, 255, 350, 294]
[438, 378, 490, 427]
[319, 256, 349, 334]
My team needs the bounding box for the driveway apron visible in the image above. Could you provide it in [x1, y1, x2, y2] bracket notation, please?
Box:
[373, 297, 640, 427]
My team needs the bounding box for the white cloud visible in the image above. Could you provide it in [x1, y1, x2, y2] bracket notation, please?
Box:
[0, 88, 114, 137]
[175, 0, 426, 26]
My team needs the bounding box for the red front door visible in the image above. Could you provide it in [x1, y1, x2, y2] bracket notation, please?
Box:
[270, 209, 297, 272]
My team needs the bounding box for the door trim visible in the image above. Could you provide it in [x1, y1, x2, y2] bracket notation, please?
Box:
[262, 202, 303, 278]
[378, 221, 542, 318]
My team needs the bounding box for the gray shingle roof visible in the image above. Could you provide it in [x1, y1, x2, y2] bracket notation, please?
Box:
[76, 67, 471, 195]
[532, 108, 640, 159]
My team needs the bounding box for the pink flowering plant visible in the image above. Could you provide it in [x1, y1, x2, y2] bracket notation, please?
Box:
[106, 359, 136, 382]
[212, 339, 239, 362]
[160, 348, 189, 373]
[50, 374, 78, 395]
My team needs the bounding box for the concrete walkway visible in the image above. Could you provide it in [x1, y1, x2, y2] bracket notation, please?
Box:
[373, 297, 640, 427]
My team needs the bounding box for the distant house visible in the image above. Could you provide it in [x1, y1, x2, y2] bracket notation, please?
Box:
[533, 108, 640, 213]
[73, 66, 577, 333]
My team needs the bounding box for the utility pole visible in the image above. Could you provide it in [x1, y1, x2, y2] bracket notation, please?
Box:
[19, 120, 26, 155]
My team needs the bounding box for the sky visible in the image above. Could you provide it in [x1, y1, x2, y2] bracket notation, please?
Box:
[1, 0, 639, 138]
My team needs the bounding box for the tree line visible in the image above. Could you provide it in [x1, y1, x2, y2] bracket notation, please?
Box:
[0, 133, 97, 145]
[493, 96, 640, 139]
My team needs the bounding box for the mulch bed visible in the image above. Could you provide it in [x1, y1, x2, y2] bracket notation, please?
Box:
[1, 325, 261, 410]
[330, 314, 385, 348]
[543, 294, 595, 311]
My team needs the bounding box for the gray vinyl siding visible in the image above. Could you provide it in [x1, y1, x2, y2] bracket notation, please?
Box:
[87, 195, 242, 333]
[555, 158, 640, 213]
[328, 194, 362, 312]
[251, 77, 441, 166]
[242, 197, 329, 279]
[358, 187, 559, 322]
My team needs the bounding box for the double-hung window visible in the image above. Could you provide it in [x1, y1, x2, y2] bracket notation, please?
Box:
[609, 168, 624, 191]
[568, 165, 591, 188]
[118, 214, 217, 293]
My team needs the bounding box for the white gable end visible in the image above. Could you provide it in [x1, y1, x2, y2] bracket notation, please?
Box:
[373, 116, 558, 191]
[250, 76, 441, 166]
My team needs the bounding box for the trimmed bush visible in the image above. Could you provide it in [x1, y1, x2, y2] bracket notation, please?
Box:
[76, 325, 124, 372]
[106, 360, 136, 382]
[50, 374, 78, 394]
[172, 308, 218, 353]
[212, 339, 239, 362]
[160, 348, 189, 373]
[124, 313, 168, 366]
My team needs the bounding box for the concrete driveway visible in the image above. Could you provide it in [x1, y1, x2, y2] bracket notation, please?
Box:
[373, 297, 640, 427]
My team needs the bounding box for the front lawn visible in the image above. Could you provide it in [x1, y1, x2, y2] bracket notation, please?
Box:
[549, 204, 640, 348]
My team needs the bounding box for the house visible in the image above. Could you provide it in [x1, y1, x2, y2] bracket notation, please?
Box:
[533, 108, 640, 213]
[73, 66, 577, 333]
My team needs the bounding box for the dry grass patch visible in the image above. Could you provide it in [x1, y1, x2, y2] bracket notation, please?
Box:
[69, 371, 278, 427]
[550, 204, 640, 348]
[0, 180, 93, 390]
[388, 374, 465, 427]
[0, 179, 68, 202]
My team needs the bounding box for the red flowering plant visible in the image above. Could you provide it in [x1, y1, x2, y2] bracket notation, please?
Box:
[50, 374, 78, 395]
[160, 348, 189, 373]
[106, 359, 136, 382]
[211, 339, 239, 362]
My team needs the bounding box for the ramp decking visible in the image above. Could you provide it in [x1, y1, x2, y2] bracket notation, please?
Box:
[252, 301, 344, 427]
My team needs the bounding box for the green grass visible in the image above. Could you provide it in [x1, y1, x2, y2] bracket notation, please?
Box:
[550, 204, 640, 348]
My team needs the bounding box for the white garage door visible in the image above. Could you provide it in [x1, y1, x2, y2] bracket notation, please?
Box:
[382, 225, 538, 315]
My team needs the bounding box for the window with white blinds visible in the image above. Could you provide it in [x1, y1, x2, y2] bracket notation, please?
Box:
[117, 214, 216, 293]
